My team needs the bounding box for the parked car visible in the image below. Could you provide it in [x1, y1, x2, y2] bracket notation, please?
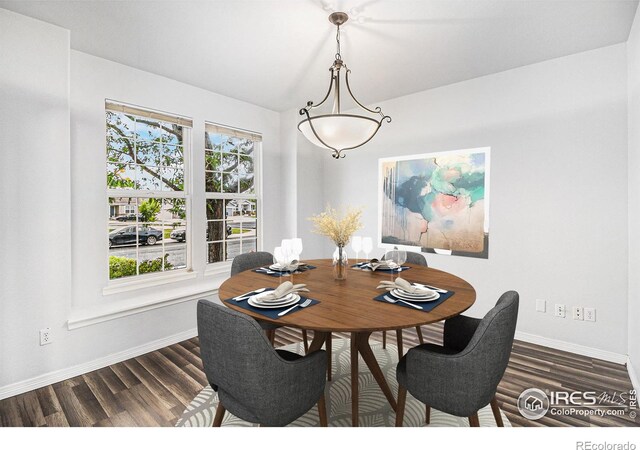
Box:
[109, 226, 163, 248]
[115, 213, 143, 222]
[171, 225, 232, 242]
[170, 228, 186, 242]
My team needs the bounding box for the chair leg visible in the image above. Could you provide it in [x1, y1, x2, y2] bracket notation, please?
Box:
[425, 404, 431, 424]
[415, 326, 424, 344]
[317, 393, 328, 427]
[302, 330, 309, 353]
[396, 329, 403, 360]
[213, 402, 226, 427]
[326, 333, 332, 381]
[468, 412, 480, 427]
[490, 397, 504, 427]
[382, 330, 387, 349]
[265, 329, 276, 346]
[395, 385, 407, 427]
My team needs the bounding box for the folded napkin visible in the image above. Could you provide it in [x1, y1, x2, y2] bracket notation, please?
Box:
[365, 259, 398, 271]
[257, 281, 309, 302]
[376, 277, 435, 295]
[273, 260, 305, 272]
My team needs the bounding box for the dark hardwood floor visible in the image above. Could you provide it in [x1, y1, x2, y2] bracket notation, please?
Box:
[1, 324, 637, 427]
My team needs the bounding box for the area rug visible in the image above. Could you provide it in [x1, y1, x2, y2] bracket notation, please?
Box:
[176, 339, 511, 427]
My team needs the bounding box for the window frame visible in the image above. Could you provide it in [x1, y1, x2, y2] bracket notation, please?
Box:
[204, 122, 262, 266]
[105, 101, 193, 286]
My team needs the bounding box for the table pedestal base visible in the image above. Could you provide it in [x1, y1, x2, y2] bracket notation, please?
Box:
[307, 331, 397, 427]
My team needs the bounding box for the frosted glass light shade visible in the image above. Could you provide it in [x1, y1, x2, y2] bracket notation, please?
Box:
[298, 114, 380, 151]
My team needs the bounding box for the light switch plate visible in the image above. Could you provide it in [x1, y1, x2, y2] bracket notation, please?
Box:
[536, 299, 546, 313]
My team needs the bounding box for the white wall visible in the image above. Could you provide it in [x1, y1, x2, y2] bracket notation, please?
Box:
[296, 137, 328, 259]
[627, 5, 640, 389]
[279, 107, 299, 240]
[315, 44, 629, 356]
[0, 10, 72, 388]
[279, 108, 328, 259]
[0, 9, 284, 395]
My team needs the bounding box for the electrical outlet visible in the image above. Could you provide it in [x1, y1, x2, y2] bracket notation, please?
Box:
[536, 299, 546, 313]
[584, 307, 596, 322]
[555, 304, 566, 318]
[572, 306, 583, 320]
[39, 328, 52, 346]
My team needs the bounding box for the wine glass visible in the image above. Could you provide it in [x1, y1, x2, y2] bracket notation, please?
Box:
[362, 237, 373, 261]
[280, 239, 292, 264]
[291, 238, 303, 260]
[281, 239, 293, 257]
[396, 247, 407, 266]
[273, 246, 286, 267]
[351, 236, 362, 264]
[385, 246, 407, 270]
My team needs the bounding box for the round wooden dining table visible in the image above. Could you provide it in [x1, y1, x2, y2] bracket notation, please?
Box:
[219, 258, 476, 427]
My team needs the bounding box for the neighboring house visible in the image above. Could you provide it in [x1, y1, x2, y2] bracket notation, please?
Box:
[109, 197, 183, 222]
[225, 199, 256, 217]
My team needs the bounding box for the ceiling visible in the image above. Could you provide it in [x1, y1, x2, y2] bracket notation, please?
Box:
[1, 0, 638, 112]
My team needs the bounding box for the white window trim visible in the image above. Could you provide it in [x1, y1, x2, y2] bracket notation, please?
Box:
[102, 268, 196, 296]
[204, 260, 232, 278]
[106, 105, 192, 289]
[72, 282, 219, 330]
[204, 131, 263, 266]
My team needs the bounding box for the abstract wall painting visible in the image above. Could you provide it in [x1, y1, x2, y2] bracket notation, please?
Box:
[379, 148, 490, 259]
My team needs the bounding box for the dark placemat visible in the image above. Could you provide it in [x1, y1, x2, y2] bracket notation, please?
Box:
[253, 265, 317, 277]
[224, 290, 320, 319]
[373, 290, 455, 313]
[352, 263, 411, 273]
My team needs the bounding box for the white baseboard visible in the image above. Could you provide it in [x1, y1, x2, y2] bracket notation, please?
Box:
[0, 327, 198, 400]
[515, 331, 628, 364]
[2, 327, 634, 401]
[627, 356, 640, 392]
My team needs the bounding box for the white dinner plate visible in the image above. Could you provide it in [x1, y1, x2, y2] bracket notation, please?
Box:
[249, 294, 300, 309]
[269, 263, 296, 272]
[392, 287, 438, 298]
[395, 286, 436, 297]
[251, 292, 296, 305]
[391, 289, 440, 302]
[364, 262, 398, 270]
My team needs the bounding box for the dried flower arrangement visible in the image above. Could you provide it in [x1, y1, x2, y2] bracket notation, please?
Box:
[308, 205, 363, 247]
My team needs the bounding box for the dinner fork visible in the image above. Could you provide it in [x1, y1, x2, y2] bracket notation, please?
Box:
[383, 295, 423, 310]
[278, 298, 313, 316]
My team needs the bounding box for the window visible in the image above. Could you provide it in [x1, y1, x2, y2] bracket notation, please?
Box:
[205, 123, 260, 264]
[106, 101, 192, 280]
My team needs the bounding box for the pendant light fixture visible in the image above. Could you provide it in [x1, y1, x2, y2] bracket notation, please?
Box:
[298, 12, 391, 159]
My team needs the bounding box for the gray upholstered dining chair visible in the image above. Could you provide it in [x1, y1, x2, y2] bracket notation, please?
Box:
[197, 300, 328, 427]
[230, 251, 309, 349]
[395, 291, 519, 427]
[380, 251, 429, 358]
[231, 251, 279, 343]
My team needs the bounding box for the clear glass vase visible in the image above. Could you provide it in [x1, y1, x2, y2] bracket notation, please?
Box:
[333, 245, 348, 280]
